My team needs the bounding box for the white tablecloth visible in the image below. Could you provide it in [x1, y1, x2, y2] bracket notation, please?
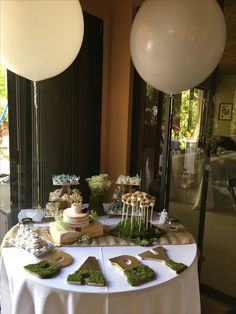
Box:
[1, 218, 200, 314]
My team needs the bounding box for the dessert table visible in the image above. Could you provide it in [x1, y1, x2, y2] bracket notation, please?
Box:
[0, 216, 201, 314]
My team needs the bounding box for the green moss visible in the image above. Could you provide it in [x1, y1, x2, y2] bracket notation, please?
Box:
[67, 269, 106, 286]
[124, 264, 155, 286]
[109, 218, 164, 246]
[24, 260, 60, 278]
[165, 259, 187, 274]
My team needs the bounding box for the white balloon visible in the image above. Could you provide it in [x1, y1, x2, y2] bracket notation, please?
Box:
[1, 0, 84, 81]
[130, 0, 226, 95]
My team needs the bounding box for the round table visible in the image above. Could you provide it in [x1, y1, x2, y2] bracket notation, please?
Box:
[0, 216, 200, 314]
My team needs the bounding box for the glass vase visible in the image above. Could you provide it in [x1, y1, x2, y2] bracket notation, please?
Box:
[88, 191, 104, 216]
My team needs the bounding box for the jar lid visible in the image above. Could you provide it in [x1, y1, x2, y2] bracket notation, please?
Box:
[20, 217, 33, 225]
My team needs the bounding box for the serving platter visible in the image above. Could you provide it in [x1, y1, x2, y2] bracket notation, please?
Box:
[7, 238, 55, 258]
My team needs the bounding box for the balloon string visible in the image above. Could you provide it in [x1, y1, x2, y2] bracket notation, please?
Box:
[33, 81, 40, 207]
[33, 81, 38, 109]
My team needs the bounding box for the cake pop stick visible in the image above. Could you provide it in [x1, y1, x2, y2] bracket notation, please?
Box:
[145, 205, 149, 230]
[131, 195, 136, 215]
[138, 204, 144, 231]
[139, 202, 145, 231]
[130, 200, 136, 231]
[125, 199, 131, 227]
[137, 193, 142, 214]
[143, 199, 150, 229]
[140, 201, 146, 221]
[121, 199, 126, 222]
[150, 202, 154, 223]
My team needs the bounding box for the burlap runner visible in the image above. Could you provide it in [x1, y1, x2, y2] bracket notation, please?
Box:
[1, 224, 195, 249]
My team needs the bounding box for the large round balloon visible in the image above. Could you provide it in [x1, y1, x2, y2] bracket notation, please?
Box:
[130, 0, 226, 95]
[1, 0, 84, 81]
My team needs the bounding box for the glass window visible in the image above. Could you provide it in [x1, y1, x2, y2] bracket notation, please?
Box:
[169, 89, 206, 240]
[0, 65, 10, 212]
[0, 64, 10, 243]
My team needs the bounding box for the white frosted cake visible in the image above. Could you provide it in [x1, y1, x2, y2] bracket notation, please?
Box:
[63, 203, 90, 229]
[50, 203, 103, 245]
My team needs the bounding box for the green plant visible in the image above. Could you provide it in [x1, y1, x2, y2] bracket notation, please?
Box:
[0, 65, 7, 99]
[178, 89, 201, 150]
[131, 238, 152, 247]
[54, 212, 70, 231]
[77, 234, 91, 245]
[89, 210, 98, 221]
[86, 174, 111, 193]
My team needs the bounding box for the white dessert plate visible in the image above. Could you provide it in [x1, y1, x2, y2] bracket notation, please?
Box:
[18, 209, 45, 222]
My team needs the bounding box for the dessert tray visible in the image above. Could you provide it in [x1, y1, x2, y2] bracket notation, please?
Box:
[116, 174, 141, 186]
[8, 238, 54, 258]
[7, 226, 55, 257]
[52, 174, 80, 186]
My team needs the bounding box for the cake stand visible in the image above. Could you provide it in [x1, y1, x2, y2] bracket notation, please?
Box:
[108, 180, 141, 216]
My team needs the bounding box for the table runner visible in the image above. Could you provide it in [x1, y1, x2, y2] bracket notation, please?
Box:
[1, 223, 195, 249]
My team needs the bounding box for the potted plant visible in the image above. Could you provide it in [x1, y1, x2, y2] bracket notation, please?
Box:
[86, 174, 111, 216]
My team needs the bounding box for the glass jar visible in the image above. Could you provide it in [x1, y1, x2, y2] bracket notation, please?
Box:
[168, 217, 181, 232]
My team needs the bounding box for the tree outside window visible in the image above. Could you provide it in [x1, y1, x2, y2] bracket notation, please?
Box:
[0, 65, 8, 154]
